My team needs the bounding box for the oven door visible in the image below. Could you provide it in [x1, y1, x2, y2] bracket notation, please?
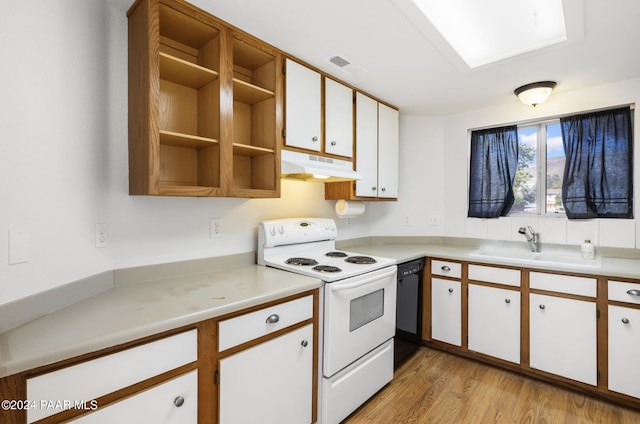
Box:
[323, 265, 397, 377]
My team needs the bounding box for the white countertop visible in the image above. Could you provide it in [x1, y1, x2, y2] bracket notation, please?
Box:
[0, 265, 321, 378]
[339, 240, 640, 279]
[2, 239, 638, 379]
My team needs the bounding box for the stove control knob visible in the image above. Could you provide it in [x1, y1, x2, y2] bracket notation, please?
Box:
[269, 227, 276, 236]
[278, 226, 285, 234]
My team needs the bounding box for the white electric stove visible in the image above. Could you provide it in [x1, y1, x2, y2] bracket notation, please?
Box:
[258, 218, 397, 424]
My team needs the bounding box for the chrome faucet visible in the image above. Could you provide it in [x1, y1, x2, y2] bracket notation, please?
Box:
[518, 226, 541, 252]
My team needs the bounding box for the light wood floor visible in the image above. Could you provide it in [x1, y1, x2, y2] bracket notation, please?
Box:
[344, 346, 640, 423]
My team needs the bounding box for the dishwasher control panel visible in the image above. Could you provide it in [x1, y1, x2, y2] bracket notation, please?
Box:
[397, 258, 425, 277]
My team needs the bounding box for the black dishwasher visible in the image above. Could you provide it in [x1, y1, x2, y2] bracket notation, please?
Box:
[394, 258, 424, 367]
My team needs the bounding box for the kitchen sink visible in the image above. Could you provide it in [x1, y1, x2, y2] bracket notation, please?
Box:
[469, 248, 602, 269]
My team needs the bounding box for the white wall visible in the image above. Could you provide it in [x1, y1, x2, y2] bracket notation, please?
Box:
[442, 79, 640, 248]
[367, 115, 446, 236]
[2, 0, 638, 308]
[0, 0, 369, 306]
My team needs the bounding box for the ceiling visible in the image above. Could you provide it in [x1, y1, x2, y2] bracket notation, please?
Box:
[118, 0, 640, 115]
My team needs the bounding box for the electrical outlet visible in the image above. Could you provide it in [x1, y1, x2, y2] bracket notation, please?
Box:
[95, 223, 107, 248]
[403, 214, 411, 226]
[427, 215, 440, 226]
[210, 218, 222, 238]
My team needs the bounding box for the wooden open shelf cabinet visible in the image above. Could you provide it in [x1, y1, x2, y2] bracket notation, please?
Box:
[128, 0, 282, 197]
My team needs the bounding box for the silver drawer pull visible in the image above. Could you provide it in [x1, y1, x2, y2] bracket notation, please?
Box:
[301, 340, 309, 347]
[448, 288, 454, 293]
[331, 141, 337, 146]
[539, 304, 546, 310]
[265, 314, 280, 324]
[312, 136, 318, 142]
[441, 265, 451, 272]
[627, 289, 640, 297]
[505, 299, 511, 304]
[174, 396, 185, 407]
[622, 318, 630, 324]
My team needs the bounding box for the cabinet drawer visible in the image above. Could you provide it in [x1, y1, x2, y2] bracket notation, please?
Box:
[468, 264, 521, 287]
[431, 259, 462, 279]
[27, 329, 197, 423]
[219, 295, 313, 351]
[530, 272, 596, 297]
[608, 280, 640, 304]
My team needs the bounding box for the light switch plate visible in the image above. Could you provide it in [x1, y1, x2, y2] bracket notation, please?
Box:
[9, 229, 29, 265]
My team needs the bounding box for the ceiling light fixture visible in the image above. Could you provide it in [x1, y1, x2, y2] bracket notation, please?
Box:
[514, 81, 557, 107]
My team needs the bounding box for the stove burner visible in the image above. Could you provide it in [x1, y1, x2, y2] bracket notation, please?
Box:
[286, 257, 319, 266]
[345, 256, 377, 265]
[325, 251, 348, 258]
[313, 265, 342, 273]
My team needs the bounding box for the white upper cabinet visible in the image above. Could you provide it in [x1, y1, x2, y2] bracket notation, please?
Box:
[355, 93, 399, 198]
[355, 92, 379, 197]
[377, 103, 399, 198]
[284, 58, 321, 152]
[324, 78, 354, 158]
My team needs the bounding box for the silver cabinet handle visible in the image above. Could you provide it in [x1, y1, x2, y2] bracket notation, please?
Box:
[441, 265, 451, 272]
[448, 288, 454, 293]
[381, 187, 386, 192]
[372, 186, 377, 191]
[627, 289, 640, 297]
[331, 141, 337, 146]
[265, 314, 280, 324]
[301, 340, 309, 347]
[539, 304, 546, 310]
[174, 396, 185, 407]
[622, 318, 630, 324]
[312, 136, 318, 142]
[505, 299, 511, 304]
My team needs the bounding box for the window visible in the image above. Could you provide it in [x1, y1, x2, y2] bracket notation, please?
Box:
[469, 106, 633, 219]
[512, 120, 566, 215]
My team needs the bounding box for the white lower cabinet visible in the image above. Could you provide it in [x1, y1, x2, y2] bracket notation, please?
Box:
[431, 278, 461, 346]
[529, 293, 597, 385]
[27, 330, 197, 423]
[468, 284, 520, 363]
[70, 370, 197, 423]
[219, 324, 313, 424]
[608, 305, 640, 398]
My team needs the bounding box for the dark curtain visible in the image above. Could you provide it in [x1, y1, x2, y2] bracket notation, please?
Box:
[561, 107, 633, 219]
[468, 125, 518, 218]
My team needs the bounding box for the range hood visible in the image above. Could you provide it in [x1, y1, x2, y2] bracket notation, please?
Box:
[281, 150, 362, 182]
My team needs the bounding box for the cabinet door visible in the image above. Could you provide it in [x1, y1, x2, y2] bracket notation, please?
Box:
[69, 371, 197, 424]
[431, 278, 461, 346]
[608, 305, 640, 398]
[285, 59, 321, 151]
[530, 293, 596, 385]
[355, 92, 379, 197]
[219, 324, 313, 424]
[377, 103, 399, 198]
[324, 78, 354, 157]
[468, 284, 520, 363]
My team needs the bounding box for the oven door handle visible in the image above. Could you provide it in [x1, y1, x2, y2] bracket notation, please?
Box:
[329, 267, 396, 292]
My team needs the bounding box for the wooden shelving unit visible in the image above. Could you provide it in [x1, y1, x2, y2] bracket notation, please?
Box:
[128, 0, 281, 197]
[230, 36, 279, 196]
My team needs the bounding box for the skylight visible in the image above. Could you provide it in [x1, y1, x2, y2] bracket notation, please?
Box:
[410, 0, 568, 68]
